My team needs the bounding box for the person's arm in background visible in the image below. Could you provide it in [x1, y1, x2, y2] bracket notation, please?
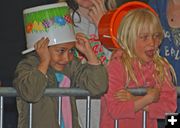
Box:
[88, 0, 117, 27]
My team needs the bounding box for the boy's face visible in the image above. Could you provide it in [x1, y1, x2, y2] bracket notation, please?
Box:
[135, 32, 161, 63]
[48, 42, 75, 71]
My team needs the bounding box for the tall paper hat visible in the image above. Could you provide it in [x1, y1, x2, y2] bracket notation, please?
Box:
[98, 1, 156, 50]
[22, 2, 76, 54]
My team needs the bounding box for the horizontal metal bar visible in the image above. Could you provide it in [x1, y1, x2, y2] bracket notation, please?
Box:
[0, 87, 90, 97]
[127, 88, 147, 96]
[0, 86, 180, 97]
[127, 86, 180, 97]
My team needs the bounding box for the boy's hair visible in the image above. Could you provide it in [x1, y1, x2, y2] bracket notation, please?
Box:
[116, 8, 176, 87]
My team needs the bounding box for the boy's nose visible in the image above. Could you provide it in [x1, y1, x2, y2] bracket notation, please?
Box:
[63, 53, 70, 62]
[62, 52, 73, 62]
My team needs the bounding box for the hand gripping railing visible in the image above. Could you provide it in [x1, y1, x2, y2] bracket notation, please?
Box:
[0, 87, 180, 128]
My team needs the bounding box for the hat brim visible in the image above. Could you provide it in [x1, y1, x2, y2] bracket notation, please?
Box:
[22, 39, 77, 54]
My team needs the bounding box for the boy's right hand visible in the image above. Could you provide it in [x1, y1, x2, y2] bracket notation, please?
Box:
[34, 37, 50, 75]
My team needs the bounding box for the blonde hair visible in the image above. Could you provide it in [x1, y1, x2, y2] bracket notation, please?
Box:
[116, 8, 176, 87]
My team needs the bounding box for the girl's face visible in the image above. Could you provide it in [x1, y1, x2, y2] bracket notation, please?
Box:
[135, 32, 161, 63]
[49, 42, 75, 71]
[75, 0, 94, 8]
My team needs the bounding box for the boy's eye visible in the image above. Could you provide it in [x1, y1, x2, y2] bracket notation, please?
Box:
[59, 49, 65, 53]
[69, 48, 75, 54]
[54, 48, 66, 55]
[55, 48, 75, 55]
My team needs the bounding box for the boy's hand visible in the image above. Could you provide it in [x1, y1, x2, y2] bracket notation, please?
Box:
[75, 33, 100, 65]
[75, 33, 91, 54]
[34, 37, 50, 74]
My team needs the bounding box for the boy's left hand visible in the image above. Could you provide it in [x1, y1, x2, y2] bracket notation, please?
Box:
[75, 33, 100, 65]
[75, 33, 92, 54]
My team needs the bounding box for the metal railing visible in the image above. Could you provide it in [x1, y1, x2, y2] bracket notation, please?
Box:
[0, 87, 91, 128]
[0, 87, 180, 128]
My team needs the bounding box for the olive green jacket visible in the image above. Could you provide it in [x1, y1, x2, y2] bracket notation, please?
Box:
[13, 53, 108, 128]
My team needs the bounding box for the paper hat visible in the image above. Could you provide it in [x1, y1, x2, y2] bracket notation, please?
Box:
[98, 1, 156, 50]
[22, 2, 76, 54]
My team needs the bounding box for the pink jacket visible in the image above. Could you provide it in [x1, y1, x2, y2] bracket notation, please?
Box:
[100, 50, 177, 128]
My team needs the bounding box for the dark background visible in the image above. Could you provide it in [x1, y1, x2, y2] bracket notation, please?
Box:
[0, 0, 148, 127]
[0, 1, 57, 127]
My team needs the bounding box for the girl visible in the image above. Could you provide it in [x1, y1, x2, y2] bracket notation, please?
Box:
[13, 32, 108, 128]
[100, 8, 177, 128]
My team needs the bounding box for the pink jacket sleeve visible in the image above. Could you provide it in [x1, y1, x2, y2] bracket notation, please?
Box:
[148, 67, 177, 119]
[104, 59, 136, 119]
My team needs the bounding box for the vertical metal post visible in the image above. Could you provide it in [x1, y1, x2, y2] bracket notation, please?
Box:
[142, 110, 147, 128]
[29, 103, 32, 128]
[114, 119, 119, 128]
[0, 96, 3, 128]
[86, 96, 91, 128]
[58, 96, 62, 126]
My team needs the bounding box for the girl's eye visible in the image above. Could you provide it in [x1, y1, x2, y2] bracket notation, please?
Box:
[139, 34, 149, 41]
[153, 33, 161, 40]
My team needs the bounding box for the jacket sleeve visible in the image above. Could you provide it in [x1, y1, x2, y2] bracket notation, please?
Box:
[148, 67, 177, 119]
[63, 58, 108, 96]
[104, 59, 136, 119]
[13, 54, 48, 102]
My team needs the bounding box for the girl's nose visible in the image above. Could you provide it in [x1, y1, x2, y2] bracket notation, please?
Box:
[148, 36, 156, 46]
[149, 33, 161, 47]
